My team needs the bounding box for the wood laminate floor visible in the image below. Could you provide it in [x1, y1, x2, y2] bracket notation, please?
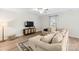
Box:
[68, 37, 79, 51]
[0, 32, 79, 51]
[0, 32, 41, 51]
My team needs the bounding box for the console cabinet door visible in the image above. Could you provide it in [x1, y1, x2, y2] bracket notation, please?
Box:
[23, 28, 36, 35]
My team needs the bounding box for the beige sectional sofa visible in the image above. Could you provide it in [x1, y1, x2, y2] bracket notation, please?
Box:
[20, 29, 69, 51]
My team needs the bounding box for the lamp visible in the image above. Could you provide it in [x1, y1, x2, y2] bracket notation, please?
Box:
[0, 21, 7, 42]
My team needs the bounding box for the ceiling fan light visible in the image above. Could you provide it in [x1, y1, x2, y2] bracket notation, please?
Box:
[33, 8, 48, 14]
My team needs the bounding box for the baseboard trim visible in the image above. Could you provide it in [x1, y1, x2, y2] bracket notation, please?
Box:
[69, 36, 79, 39]
[16, 31, 42, 38]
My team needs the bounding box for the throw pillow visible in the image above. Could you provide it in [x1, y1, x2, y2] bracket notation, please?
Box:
[52, 32, 63, 43]
[61, 29, 66, 37]
[40, 33, 54, 43]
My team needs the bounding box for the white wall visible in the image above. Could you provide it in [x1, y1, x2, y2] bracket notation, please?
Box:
[0, 9, 41, 38]
[1, 8, 79, 39]
[8, 12, 41, 36]
[40, 15, 49, 30]
[40, 10, 79, 38]
[57, 10, 79, 38]
[0, 9, 18, 40]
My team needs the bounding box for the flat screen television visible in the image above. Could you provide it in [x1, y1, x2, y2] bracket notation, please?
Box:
[24, 21, 34, 27]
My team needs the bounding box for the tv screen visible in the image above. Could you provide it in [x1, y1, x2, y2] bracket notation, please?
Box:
[24, 21, 34, 27]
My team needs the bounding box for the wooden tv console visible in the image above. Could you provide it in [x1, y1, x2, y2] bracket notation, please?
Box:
[23, 27, 36, 35]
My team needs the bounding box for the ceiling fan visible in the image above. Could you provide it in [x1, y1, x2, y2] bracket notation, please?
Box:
[33, 8, 48, 14]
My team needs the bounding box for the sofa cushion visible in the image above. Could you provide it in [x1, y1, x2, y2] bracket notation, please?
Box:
[61, 29, 67, 37]
[40, 33, 55, 43]
[52, 32, 63, 43]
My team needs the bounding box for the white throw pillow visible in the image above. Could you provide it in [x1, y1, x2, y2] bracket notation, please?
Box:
[52, 32, 63, 43]
[41, 33, 55, 43]
[61, 29, 66, 37]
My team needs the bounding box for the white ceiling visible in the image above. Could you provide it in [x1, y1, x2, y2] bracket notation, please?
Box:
[1, 8, 32, 12]
[34, 8, 79, 15]
[1, 8, 79, 15]
[44, 8, 70, 14]
[0, 8, 78, 22]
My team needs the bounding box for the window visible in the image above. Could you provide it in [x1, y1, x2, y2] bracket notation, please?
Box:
[49, 16, 57, 27]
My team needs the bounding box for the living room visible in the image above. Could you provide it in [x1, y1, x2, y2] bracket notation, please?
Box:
[0, 0, 79, 59]
[0, 8, 79, 51]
